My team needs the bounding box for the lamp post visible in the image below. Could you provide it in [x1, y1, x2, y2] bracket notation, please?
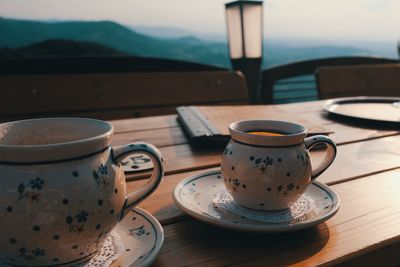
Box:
[225, 0, 263, 104]
[398, 40, 400, 59]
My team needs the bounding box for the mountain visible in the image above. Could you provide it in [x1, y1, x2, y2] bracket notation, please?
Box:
[0, 18, 163, 55]
[0, 17, 230, 67]
[131, 25, 227, 42]
[131, 25, 194, 39]
[0, 39, 128, 60]
[264, 45, 374, 67]
[0, 17, 383, 68]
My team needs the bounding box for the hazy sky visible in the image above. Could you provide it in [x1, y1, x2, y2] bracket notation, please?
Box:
[0, 0, 399, 43]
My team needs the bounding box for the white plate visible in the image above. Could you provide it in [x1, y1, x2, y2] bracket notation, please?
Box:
[173, 170, 340, 233]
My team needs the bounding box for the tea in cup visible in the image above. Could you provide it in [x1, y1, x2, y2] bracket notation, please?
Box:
[221, 120, 336, 210]
[0, 118, 164, 266]
[246, 131, 285, 137]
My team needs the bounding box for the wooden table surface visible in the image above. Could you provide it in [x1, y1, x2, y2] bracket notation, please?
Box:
[110, 100, 400, 266]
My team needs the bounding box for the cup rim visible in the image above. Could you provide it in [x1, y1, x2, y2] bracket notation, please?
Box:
[0, 117, 113, 148]
[0, 117, 114, 163]
[228, 120, 307, 147]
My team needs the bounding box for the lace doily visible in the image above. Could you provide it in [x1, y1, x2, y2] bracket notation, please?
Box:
[0, 231, 125, 267]
[84, 231, 125, 267]
[213, 191, 313, 223]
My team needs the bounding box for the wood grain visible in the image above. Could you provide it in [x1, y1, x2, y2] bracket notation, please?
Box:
[110, 105, 398, 150]
[116, 100, 400, 266]
[150, 169, 400, 266]
[112, 116, 399, 149]
[112, 126, 186, 148]
[129, 134, 400, 226]
[110, 101, 326, 135]
[111, 115, 178, 133]
[122, 133, 400, 181]
[194, 105, 329, 135]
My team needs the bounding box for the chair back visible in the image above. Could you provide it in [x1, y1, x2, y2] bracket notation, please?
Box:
[0, 71, 248, 122]
[316, 64, 400, 99]
[260, 56, 399, 103]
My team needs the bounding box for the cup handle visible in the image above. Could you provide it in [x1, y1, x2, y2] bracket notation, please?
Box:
[111, 142, 164, 211]
[304, 135, 337, 180]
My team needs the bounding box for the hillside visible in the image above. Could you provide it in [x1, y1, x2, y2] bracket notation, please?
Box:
[0, 17, 230, 66]
[0, 39, 128, 60]
[0, 17, 377, 68]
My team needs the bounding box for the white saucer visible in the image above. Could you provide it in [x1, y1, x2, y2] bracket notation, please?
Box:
[110, 207, 164, 267]
[173, 170, 340, 233]
[0, 208, 163, 267]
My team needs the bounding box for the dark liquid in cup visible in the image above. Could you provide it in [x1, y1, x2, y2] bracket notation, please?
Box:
[247, 131, 286, 136]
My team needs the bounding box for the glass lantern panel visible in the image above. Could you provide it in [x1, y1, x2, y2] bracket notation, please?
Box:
[226, 5, 243, 59]
[243, 4, 263, 58]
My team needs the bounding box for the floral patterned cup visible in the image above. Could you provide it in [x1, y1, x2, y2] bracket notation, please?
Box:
[0, 118, 164, 266]
[221, 120, 336, 211]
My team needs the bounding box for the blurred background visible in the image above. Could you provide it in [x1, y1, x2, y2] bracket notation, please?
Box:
[0, 0, 399, 66]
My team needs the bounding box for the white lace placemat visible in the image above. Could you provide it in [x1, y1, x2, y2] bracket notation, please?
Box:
[213, 191, 313, 223]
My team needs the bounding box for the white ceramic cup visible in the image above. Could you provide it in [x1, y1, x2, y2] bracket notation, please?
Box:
[0, 118, 164, 266]
[221, 120, 336, 211]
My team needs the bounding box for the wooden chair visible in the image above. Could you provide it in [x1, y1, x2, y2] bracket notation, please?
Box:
[260, 56, 399, 104]
[316, 64, 400, 99]
[0, 71, 248, 122]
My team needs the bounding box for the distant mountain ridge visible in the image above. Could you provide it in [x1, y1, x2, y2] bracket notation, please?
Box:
[132, 25, 194, 39]
[0, 17, 377, 67]
[0, 17, 230, 66]
[131, 25, 227, 42]
[0, 18, 162, 55]
[0, 39, 128, 61]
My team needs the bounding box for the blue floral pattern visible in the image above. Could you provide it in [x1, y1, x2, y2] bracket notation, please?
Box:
[66, 211, 89, 233]
[251, 156, 274, 175]
[18, 247, 45, 260]
[297, 152, 310, 167]
[17, 177, 45, 202]
[92, 164, 110, 188]
[129, 225, 149, 238]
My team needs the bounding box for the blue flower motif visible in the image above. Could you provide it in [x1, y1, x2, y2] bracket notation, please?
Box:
[30, 177, 45, 190]
[76, 211, 89, 223]
[66, 211, 90, 233]
[17, 178, 45, 201]
[232, 179, 240, 187]
[99, 164, 108, 175]
[129, 225, 148, 237]
[286, 183, 295, 191]
[253, 156, 274, 175]
[18, 247, 46, 260]
[264, 157, 273, 166]
[93, 164, 110, 188]
[32, 248, 45, 257]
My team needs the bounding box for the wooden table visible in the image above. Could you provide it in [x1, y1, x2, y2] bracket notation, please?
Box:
[110, 100, 400, 266]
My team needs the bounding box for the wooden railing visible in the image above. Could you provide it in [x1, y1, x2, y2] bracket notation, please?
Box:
[273, 75, 318, 103]
[0, 56, 225, 75]
[1, 56, 399, 108]
[261, 56, 399, 104]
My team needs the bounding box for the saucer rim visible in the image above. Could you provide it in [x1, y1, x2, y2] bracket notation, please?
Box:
[0, 207, 164, 267]
[173, 170, 340, 233]
[116, 207, 164, 267]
